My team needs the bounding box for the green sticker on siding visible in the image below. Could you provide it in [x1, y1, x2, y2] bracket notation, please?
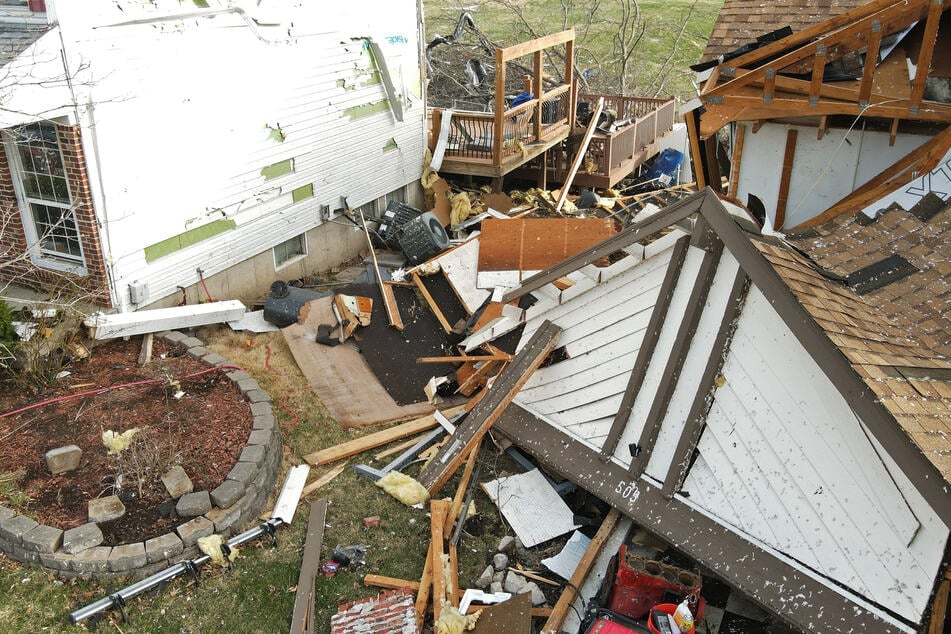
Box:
[144, 219, 236, 262]
[261, 159, 294, 180]
[292, 183, 314, 202]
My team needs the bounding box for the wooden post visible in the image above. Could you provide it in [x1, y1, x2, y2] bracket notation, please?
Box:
[430, 499, 450, 621]
[684, 108, 707, 189]
[728, 123, 746, 198]
[533, 50, 543, 140]
[494, 47, 506, 167]
[775, 128, 798, 230]
[555, 97, 603, 213]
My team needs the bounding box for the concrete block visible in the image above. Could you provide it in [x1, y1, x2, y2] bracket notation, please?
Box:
[145, 532, 184, 563]
[176, 516, 214, 548]
[238, 444, 266, 467]
[88, 495, 125, 523]
[210, 480, 245, 509]
[45, 445, 83, 475]
[246, 429, 272, 448]
[225, 370, 251, 383]
[226, 462, 257, 486]
[61, 523, 103, 554]
[249, 402, 272, 417]
[244, 389, 269, 404]
[23, 524, 63, 553]
[161, 465, 194, 499]
[176, 491, 212, 517]
[108, 543, 147, 572]
[201, 353, 227, 366]
[159, 331, 188, 344]
[0, 505, 15, 523]
[251, 413, 275, 432]
[236, 378, 260, 394]
[40, 552, 74, 571]
[0, 514, 38, 544]
[179, 336, 203, 349]
[205, 503, 241, 534]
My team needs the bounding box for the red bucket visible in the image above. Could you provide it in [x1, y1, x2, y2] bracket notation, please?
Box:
[646, 604, 678, 634]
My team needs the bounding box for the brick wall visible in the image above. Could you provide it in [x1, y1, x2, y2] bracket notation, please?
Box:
[0, 123, 112, 307]
[330, 590, 419, 634]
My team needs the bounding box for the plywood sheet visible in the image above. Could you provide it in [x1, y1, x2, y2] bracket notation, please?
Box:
[482, 468, 579, 548]
[469, 592, 531, 634]
[282, 296, 436, 428]
[477, 218, 616, 272]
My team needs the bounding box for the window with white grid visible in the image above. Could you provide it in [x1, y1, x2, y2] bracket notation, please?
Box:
[7, 121, 84, 266]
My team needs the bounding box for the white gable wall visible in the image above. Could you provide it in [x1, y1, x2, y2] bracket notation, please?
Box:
[734, 122, 932, 229]
[52, 0, 425, 310]
[682, 287, 947, 622]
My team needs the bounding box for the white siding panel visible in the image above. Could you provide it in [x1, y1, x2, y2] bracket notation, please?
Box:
[683, 288, 938, 621]
[646, 252, 741, 480]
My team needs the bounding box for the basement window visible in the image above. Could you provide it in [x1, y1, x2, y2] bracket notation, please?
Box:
[273, 234, 306, 268]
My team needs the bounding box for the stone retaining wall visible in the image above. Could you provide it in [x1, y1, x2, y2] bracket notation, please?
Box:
[0, 331, 282, 581]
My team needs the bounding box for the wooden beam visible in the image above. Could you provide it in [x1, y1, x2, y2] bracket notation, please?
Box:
[136, 333, 153, 367]
[889, 117, 900, 146]
[857, 24, 883, 106]
[289, 499, 328, 634]
[417, 321, 562, 494]
[818, 115, 828, 141]
[455, 359, 503, 396]
[84, 300, 246, 340]
[300, 463, 347, 499]
[380, 282, 404, 331]
[445, 445, 480, 535]
[374, 434, 429, 461]
[910, 0, 943, 109]
[417, 354, 513, 364]
[927, 573, 949, 634]
[302, 406, 467, 466]
[540, 509, 621, 634]
[499, 29, 574, 62]
[415, 541, 435, 631]
[774, 128, 798, 230]
[364, 574, 420, 592]
[728, 124, 746, 197]
[494, 45, 506, 167]
[533, 50, 543, 140]
[358, 208, 400, 331]
[430, 499, 450, 621]
[412, 272, 452, 334]
[808, 47, 826, 106]
[555, 97, 604, 213]
[684, 108, 707, 189]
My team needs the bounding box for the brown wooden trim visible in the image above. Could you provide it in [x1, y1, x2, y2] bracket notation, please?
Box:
[858, 26, 883, 106]
[430, 499, 450, 622]
[494, 404, 911, 634]
[698, 192, 951, 526]
[499, 29, 574, 62]
[601, 235, 690, 458]
[289, 498, 328, 634]
[728, 123, 745, 197]
[684, 109, 708, 189]
[774, 128, 798, 230]
[416, 320, 562, 494]
[500, 189, 716, 304]
[629, 240, 723, 476]
[412, 272, 452, 333]
[661, 270, 749, 498]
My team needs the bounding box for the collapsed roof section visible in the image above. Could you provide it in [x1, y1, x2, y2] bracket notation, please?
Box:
[465, 188, 951, 632]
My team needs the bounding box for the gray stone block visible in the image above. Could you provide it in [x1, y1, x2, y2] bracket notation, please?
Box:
[249, 402, 272, 417]
[0, 514, 38, 544]
[236, 378, 260, 394]
[205, 504, 242, 534]
[145, 533, 184, 563]
[40, 552, 74, 571]
[251, 413, 275, 432]
[45, 445, 83, 475]
[226, 370, 251, 383]
[201, 353, 227, 367]
[61, 523, 103, 554]
[176, 491, 212, 517]
[161, 465, 194, 499]
[160, 331, 188, 344]
[23, 524, 63, 553]
[239, 445, 266, 467]
[0, 505, 15, 523]
[88, 495, 125, 523]
[176, 516, 214, 547]
[246, 429, 272, 448]
[186, 346, 210, 359]
[179, 336, 203, 349]
[226, 462, 257, 486]
[210, 480, 245, 509]
[244, 389, 269, 404]
[108, 543, 147, 572]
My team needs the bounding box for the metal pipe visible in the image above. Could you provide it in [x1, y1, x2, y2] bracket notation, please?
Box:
[69, 518, 285, 624]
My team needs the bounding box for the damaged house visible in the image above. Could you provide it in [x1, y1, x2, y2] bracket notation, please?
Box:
[0, 0, 426, 311]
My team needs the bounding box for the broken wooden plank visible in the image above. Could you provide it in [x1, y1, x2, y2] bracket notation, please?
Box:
[374, 434, 429, 461]
[289, 498, 328, 634]
[85, 300, 246, 340]
[380, 282, 404, 331]
[929, 573, 950, 634]
[455, 359, 503, 397]
[418, 320, 562, 494]
[136, 332, 153, 367]
[302, 406, 466, 466]
[415, 541, 435, 631]
[430, 499, 451, 621]
[300, 463, 347, 499]
[541, 509, 621, 634]
[417, 354, 513, 364]
[364, 574, 421, 592]
[555, 97, 603, 213]
[412, 272, 453, 334]
[445, 446, 480, 536]
[359, 207, 402, 331]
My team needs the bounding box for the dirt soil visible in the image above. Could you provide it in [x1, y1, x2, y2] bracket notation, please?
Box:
[0, 336, 253, 546]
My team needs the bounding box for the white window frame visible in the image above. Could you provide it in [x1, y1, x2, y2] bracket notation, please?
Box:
[273, 233, 307, 269]
[5, 121, 87, 275]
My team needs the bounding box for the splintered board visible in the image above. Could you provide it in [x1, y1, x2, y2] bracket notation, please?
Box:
[481, 468, 579, 548]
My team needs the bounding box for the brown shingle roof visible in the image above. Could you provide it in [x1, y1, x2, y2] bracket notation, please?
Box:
[700, 0, 870, 63]
[751, 201, 951, 481]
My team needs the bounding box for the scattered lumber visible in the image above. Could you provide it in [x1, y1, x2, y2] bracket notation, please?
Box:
[430, 499, 451, 622]
[541, 508, 621, 634]
[364, 574, 421, 591]
[554, 97, 604, 213]
[84, 300, 246, 340]
[417, 321, 562, 494]
[412, 271, 453, 334]
[302, 406, 467, 466]
[289, 499, 328, 634]
[300, 463, 347, 499]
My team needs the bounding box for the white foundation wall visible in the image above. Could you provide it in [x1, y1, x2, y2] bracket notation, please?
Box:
[53, 0, 425, 311]
[732, 122, 931, 229]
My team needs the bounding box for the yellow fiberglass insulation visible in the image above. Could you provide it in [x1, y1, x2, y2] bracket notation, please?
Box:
[375, 471, 430, 506]
[450, 192, 472, 227]
[197, 534, 238, 567]
[435, 604, 481, 634]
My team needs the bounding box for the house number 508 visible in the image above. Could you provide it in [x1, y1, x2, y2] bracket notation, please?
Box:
[615, 480, 640, 502]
